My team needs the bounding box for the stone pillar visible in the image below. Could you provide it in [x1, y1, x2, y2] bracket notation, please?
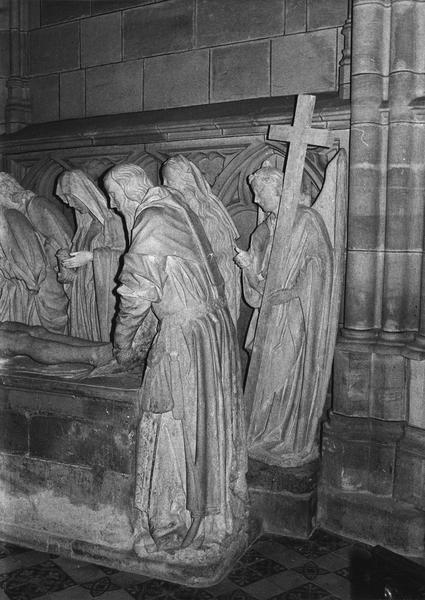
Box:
[0, 0, 10, 135]
[320, 0, 425, 555]
[338, 2, 352, 100]
[344, 0, 391, 335]
[344, 0, 425, 341]
[5, 0, 30, 133]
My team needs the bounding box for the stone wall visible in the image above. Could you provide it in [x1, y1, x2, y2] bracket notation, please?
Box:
[25, 0, 348, 123]
[0, 0, 9, 133]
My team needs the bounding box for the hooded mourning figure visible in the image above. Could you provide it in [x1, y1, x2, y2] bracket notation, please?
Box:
[56, 169, 126, 342]
[162, 154, 241, 328]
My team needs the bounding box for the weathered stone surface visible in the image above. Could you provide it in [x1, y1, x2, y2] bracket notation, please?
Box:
[197, 0, 284, 47]
[333, 349, 371, 417]
[368, 443, 397, 496]
[0, 411, 28, 453]
[390, 1, 425, 75]
[386, 127, 425, 252]
[86, 60, 143, 116]
[344, 249, 384, 330]
[318, 489, 425, 556]
[123, 0, 193, 59]
[321, 414, 403, 497]
[394, 427, 425, 511]
[350, 73, 387, 124]
[370, 353, 406, 420]
[348, 169, 386, 251]
[0, 454, 134, 548]
[272, 30, 338, 96]
[81, 12, 122, 67]
[324, 435, 396, 497]
[0, 454, 132, 510]
[408, 359, 425, 428]
[285, 0, 307, 34]
[91, 0, 152, 15]
[0, 80, 7, 134]
[248, 458, 318, 495]
[6, 386, 137, 425]
[0, 30, 9, 74]
[341, 440, 370, 493]
[30, 74, 59, 123]
[40, 0, 90, 26]
[60, 70, 85, 120]
[248, 460, 318, 538]
[0, 1, 9, 29]
[381, 252, 421, 334]
[28, 0, 41, 30]
[307, 0, 348, 30]
[29, 415, 134, 473]
[211, 41, 270, 103]
[29, 23, 79, 75]
[144, 50, 209, 110]
[250, 488, 316, 538]
[394, 452, 424, 509]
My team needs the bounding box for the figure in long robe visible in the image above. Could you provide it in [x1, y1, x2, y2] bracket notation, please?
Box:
[56, 170, 126, 342]
[0, 173, 71, 334]
[235, 163, 335, 466]
[162, 155, 241, 327]
[104, 164, 247, 554]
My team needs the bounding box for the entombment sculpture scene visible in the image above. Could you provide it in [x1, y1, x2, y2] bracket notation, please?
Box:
[0, 95, 348, 586]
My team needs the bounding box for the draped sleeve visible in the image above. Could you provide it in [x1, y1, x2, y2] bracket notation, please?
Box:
[114, 253, 167, 353]
[241, 221, 270, 309]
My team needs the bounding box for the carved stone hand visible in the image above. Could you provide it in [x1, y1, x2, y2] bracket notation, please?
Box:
[234, 247, 252, 269]
[62, 251, 94, 268]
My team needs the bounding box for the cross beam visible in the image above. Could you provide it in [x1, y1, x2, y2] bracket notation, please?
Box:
[245, 94, 333, 422]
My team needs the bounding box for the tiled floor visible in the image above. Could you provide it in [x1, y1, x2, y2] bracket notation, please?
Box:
[0, 530, 408, 600]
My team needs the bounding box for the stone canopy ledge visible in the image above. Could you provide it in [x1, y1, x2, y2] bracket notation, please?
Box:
[0, 93, 349, 152]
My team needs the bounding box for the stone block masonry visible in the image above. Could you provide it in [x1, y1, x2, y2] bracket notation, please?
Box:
[21, 0, 349, 123]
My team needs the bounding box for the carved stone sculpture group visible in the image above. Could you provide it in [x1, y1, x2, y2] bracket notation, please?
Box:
[0, 143, 346, 562]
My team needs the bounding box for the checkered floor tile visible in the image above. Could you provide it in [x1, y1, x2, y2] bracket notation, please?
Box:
[0, 530, 412, 599]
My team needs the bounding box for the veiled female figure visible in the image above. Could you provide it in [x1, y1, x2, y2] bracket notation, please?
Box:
[56, 170, 126, 342]
[162, 155, 241, 327]
[0, 173, 71, 334]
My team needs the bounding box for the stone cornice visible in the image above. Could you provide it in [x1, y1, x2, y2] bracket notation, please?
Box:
[0, 93, 350, 155]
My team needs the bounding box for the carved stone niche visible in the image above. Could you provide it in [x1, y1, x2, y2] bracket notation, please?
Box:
[0, 95, 350, 584]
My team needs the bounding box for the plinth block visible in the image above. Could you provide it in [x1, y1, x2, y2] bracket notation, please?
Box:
[248, 458, 318, 538]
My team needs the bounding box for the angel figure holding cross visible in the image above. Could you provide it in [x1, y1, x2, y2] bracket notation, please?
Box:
[237, 95, 347, 468]
[236, 160, 335, 466]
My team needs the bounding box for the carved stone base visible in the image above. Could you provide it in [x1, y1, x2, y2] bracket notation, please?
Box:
[0, 369, 249, 586]
[248, 458, 318, 538]
[318, 488, 425, 557]
[0, 519, 248, 588]
[319, 411, 425, 556]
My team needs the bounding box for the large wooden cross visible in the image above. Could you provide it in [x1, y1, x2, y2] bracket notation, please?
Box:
[245, 94, 333, 420]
